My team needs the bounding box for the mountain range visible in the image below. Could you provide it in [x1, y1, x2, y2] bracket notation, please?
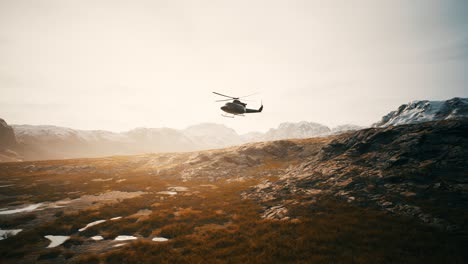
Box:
[0, 121, 362, 162]
[1, 97, 467, 161]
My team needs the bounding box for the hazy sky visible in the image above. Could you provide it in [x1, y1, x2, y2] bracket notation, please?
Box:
[1, 0, 467, 134]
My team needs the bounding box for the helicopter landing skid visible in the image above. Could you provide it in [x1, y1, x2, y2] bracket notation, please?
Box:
[222, 114, 244, 118]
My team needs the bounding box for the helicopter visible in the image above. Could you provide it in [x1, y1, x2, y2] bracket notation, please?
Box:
[213, 92, 263, 118]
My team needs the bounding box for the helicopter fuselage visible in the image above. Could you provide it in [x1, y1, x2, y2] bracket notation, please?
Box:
[221, 102, 246, 114]
[220, 100, 263, 115]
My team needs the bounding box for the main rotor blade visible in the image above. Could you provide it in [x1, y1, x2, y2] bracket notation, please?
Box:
[215, 98, 255, 103]
[213, 92, 238, 99]
[239, 92, 259, 98]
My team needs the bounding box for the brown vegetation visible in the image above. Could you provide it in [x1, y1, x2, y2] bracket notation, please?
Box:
[0, 121, 467, 263]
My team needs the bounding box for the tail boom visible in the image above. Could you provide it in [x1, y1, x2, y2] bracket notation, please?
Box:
[245, 105, 263, 113]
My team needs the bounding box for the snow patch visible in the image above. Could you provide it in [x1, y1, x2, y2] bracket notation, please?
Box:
[0, 229, 22, 240]
[114, 235, 137, 241]
[45, 235, 70, 248]
[113, 243, 127, 247]
[78, 220, 106, 232]
[157, 191, 177, 195]
[152, 237, 169, 242]
[91, 178, 113, 182]
[168, 186, 189, 192]
[0, 203, 43, 215]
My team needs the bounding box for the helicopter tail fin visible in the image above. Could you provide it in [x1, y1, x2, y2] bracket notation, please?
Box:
[258, 104, 263, 112]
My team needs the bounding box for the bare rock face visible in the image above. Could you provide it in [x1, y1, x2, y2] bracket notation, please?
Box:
[0, 118, 21, 162]
[262, 205, 289, 220]
[0, 118, 17, 149]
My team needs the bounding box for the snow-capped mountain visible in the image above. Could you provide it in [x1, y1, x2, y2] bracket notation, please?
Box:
[374, 97, 468, 127]
[13, 125, 77, 140]
[262, 121, 331, 141]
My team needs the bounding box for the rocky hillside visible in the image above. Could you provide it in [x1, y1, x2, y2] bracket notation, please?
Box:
[93, 118, 465, 231]
[374, 97, 468, 127]
[243, 119, 468, 230]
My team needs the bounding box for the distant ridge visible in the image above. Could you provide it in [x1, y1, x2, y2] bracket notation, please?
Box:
[3, 121, 362, 161]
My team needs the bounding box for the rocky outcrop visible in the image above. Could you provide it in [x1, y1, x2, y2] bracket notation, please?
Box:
[0, 118, 17, 149]
[0, 118, 21, 162]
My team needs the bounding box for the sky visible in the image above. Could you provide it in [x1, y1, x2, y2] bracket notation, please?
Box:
[1, 0, 467, 134]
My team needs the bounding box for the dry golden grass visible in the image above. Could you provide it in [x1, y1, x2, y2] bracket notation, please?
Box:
[0, 149, 467, 264]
